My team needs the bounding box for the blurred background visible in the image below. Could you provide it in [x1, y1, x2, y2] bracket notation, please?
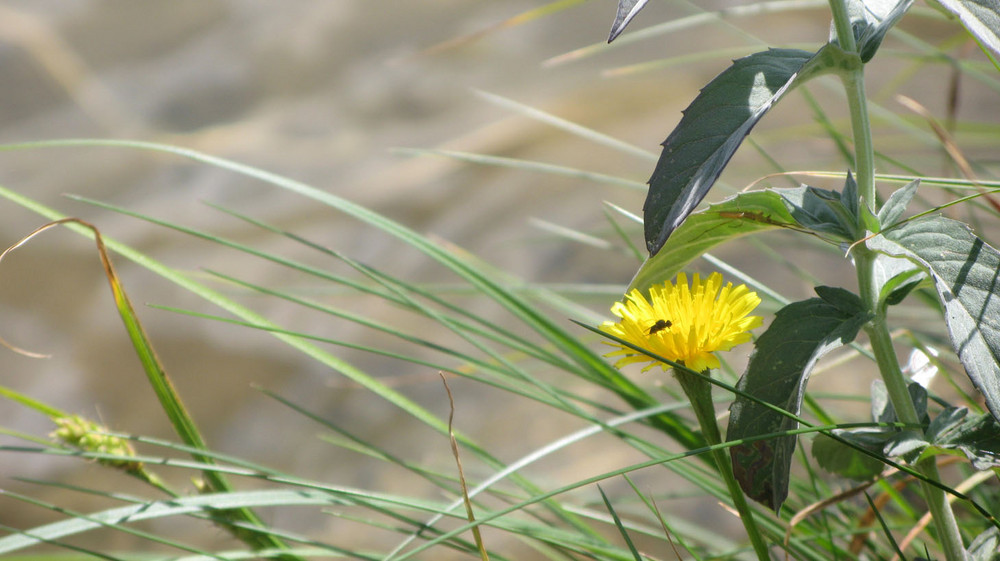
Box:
[0, 0, 996, 555]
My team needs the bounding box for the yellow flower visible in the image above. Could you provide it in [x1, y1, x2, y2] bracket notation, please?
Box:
[601, 272, 762, 372]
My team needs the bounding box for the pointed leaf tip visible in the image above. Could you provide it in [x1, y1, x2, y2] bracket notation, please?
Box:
[644, 47, 840, 254]
[609, 0, 650, 42]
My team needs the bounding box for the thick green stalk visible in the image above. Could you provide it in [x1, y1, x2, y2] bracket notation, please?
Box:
[863, 311, 967, 560]
[675, 370, 771, 561]
[830, 0, 967, 557]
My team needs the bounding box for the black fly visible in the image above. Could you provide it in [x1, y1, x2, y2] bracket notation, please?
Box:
[648, 319, 672, 334]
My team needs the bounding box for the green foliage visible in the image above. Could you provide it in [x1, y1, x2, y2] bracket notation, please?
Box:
[1, 0, 999, 559]
[811, 432, 886, 480]
[931, 0, 1000, 64]
[727, 287, 871, 511]
[613, 0, 1000, 555]
[838, 0, 915, 62]
[892, 407, 1000, 469]
[642, 47, 841, 254]
[868, 216, 1000, 420]
[629, 188, 806, 293]
[968, 526, 1000, 560]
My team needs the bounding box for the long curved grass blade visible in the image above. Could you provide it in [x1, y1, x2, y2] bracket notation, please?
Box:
[0, 488, 407, 554]
[439, 374, 489, 561]
[411, 0, 590, 57]
[393, 148, 646, 190]
[0, 490, 220, 557]
[0, 139, 711, 456]
[0, 218, 293, 555]
[472, 90, 657, 161]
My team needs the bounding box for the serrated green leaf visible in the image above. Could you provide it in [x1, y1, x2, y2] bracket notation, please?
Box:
[877, 179, 920, 229]
[811, 432, 887, 480]
[817, 284, 867, 314]
[727, 287, 871, 511]
[643, 46, 842, 255]
[932, 0, 1000, 60]
[868, 215, 1000, 421]
[0, 489, 350, 553]
[928, 408, 1000, 469]
[628, 189, 796, 293]
[884, 405, 1000, 469]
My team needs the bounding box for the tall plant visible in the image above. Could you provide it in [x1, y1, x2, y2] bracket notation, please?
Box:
[0, 1, 998, 559]
[607, 0, 1000, 559]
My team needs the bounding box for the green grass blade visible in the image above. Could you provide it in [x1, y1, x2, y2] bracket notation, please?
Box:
[393, 148, 646, 190]
[596, 485, 643, 561]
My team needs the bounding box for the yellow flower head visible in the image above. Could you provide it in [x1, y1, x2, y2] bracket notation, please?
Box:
[601, 272, 762, 373]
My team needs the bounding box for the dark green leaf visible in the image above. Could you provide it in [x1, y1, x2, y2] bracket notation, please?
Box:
[811, 432, 887, 480]
[728, 287, 871, 511]
[860, 0, 915, 62]
[871, 379, 928, 424]
[933, 0, 1000, 61]
[778, 185, 854, 240]
[877, 179, 920, 229]
[873, 253, 926, 307]
[875, 380, 930, 462]
[926, 405, 969, 440]
[628, 188, 797, 292]
[928, 408, 1000, 469]
[817, 284, 867, 314]
[842, 171, 859, 221]
[644, 46, 841, 255]
[608, 0, 650, 42]
[884, 406, 1000, 469]
[883, 430, 929, 460]
[868, 215, 1000, 421]
[833, 0, 915, 62]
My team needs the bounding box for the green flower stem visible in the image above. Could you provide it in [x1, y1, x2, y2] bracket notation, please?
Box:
[827, 0, 857, 54]
[675, 369, 771, 561]
[830, 0, 968, 555]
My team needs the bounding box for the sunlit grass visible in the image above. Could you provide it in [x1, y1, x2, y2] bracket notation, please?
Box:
[0, 1, 998, 559]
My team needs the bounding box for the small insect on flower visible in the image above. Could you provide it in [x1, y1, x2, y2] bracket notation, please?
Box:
[647, 319, 672, 334]
[601, 272, 762, 373]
